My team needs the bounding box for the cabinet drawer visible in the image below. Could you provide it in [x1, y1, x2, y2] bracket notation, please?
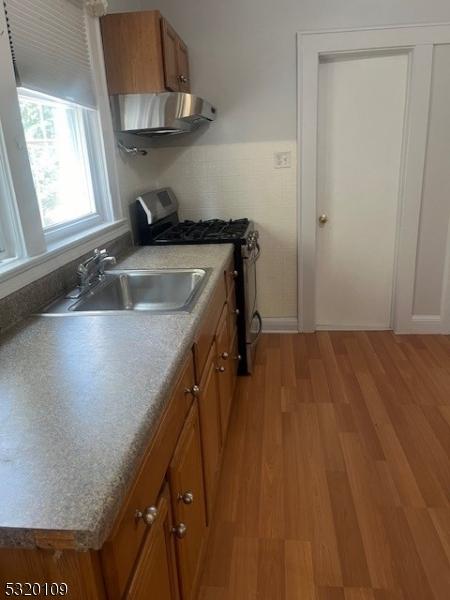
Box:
[101, 354, 195, 599]
[224, 257, 237, 298]
[193, 275, 226, 382]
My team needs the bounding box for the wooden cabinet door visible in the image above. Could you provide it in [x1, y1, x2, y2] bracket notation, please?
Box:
[100, 11, 166, 94]
[168, 403, 207, 600]
[197, 343, 222, 522]
[215, 308, 233, 442]
[176, 38, 191, 92]
[161, 18, 180, 91]
[126, 485, 179, 600]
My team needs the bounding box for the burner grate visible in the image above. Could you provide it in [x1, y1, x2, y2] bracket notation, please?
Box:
[154, 218, 250, 243]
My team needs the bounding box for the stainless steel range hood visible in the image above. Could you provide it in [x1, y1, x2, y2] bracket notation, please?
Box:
[110, 92, 216, 145]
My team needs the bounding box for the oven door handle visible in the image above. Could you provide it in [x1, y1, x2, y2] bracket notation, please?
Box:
[250, 310, 263, 345]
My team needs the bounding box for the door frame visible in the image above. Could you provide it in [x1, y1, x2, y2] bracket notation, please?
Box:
[297, 24, 450, 333]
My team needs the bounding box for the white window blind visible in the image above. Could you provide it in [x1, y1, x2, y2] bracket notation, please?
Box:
[4, 0, 96, 107]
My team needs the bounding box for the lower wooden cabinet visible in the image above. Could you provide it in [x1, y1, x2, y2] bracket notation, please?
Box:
[197, 342, 222, 523]
[215, 307, 233, 442]
[0, 258, 240, 600]
[168, 403, 207, 600]
[126, 485, 179, 600]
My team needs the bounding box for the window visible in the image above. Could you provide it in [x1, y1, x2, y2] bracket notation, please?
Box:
[18, 89, 111, 242]
[0, 0, 122, 276]
[19, 91, 96, 230]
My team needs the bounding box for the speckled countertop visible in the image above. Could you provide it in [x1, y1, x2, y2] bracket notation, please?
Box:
[0, 244, 233, 550]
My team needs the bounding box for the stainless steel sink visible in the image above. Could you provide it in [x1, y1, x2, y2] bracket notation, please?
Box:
[42, 268, 211, 315]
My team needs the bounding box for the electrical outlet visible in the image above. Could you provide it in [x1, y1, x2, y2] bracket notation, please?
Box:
[274, 151, 291, 169]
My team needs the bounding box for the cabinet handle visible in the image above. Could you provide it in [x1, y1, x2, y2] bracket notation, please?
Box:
[185, 384, 200, 397]
[234, 354, 242, 361]
[172, 522, 188, 539]
[221, 352, 229, 360]
[178, 491, 194, 505]
[178, 74, 188, 84]
[216, 365, 225, 373]
[230, 270, 238, 278]
[135, 506, 158, 527]
[233, 309, 240, 316]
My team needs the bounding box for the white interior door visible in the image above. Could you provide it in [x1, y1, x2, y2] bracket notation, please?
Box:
[315, 52, 408, 329]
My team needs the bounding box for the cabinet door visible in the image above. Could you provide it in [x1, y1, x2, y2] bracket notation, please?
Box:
[215, 308, 233, 442]
[168, 403, 207, 600]
[161, 18, 180, 91]
[176, 38, 191, 93]
[100, 11, 166, 94]
[197, 343, 222, 522]
[126, 485, 179, 600]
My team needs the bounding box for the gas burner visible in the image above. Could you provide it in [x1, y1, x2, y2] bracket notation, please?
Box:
[154, 218, 250, 243]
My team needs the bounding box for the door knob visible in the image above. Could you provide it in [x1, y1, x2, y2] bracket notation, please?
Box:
[318, 214, 328, 225]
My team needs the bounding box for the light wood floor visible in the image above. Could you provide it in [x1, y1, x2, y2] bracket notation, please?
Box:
[199, 332, 450, 600]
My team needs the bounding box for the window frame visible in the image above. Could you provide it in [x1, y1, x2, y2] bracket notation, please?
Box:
[18, 87, 114, 245]
[0, 127, 23, 262]
[0, 4, 125, 279]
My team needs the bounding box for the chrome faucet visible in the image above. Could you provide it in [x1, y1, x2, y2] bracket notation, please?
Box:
[67, 248, 117, 299]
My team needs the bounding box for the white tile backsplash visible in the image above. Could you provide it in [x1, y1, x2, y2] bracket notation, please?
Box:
[151, 141, 298, 318]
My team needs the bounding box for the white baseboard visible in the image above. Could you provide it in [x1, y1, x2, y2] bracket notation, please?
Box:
[262, 317, 299, 333]
[395, 315, 444, 334]
[262, 316, 447, 334]
[315, 324, 391, 331]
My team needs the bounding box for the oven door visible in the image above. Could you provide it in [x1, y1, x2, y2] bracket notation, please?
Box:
[244, 242, 262, 371]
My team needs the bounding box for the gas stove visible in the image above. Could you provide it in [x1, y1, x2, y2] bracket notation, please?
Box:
[134, 187, 262, 375]
[154, 218, 251, 243]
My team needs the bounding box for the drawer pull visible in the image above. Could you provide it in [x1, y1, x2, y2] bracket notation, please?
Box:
[185, 384, 200, 397]
[172, 522, 188, 539]
[135, 506, 158, 527]
[221, 352, 229, 360]
[215, 365, 225, 373]
[178, 491, 194, 505]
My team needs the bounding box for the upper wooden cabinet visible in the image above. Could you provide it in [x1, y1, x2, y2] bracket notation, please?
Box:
[100, 11, 191, 95]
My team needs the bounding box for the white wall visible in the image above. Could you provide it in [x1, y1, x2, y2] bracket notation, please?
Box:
[109, 0, 450, 323]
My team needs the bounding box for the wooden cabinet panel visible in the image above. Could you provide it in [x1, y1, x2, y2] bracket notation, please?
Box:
[224, 257, 237, 298]
[101, 11, 191, 95]
[176, 37, 191, 93]
[168, 403, 207, 600]
[100, 11, 165, 95]
[0, 548, 105, 600]
[194, 274, 226, 382]
[230, 331, 239, 399]
[215, 306, 233, 442]
[197, 343, 222, 522]
[226, 281, 238, 344]
[126, 485, 179, 600]
[161, 17, 180, 91]
[101, 353, 195, 599]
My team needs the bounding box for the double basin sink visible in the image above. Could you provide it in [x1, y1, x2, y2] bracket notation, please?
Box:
[43, 269, 211, 315]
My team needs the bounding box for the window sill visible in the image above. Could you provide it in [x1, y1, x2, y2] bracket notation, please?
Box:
[0, 219, 129, 299]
